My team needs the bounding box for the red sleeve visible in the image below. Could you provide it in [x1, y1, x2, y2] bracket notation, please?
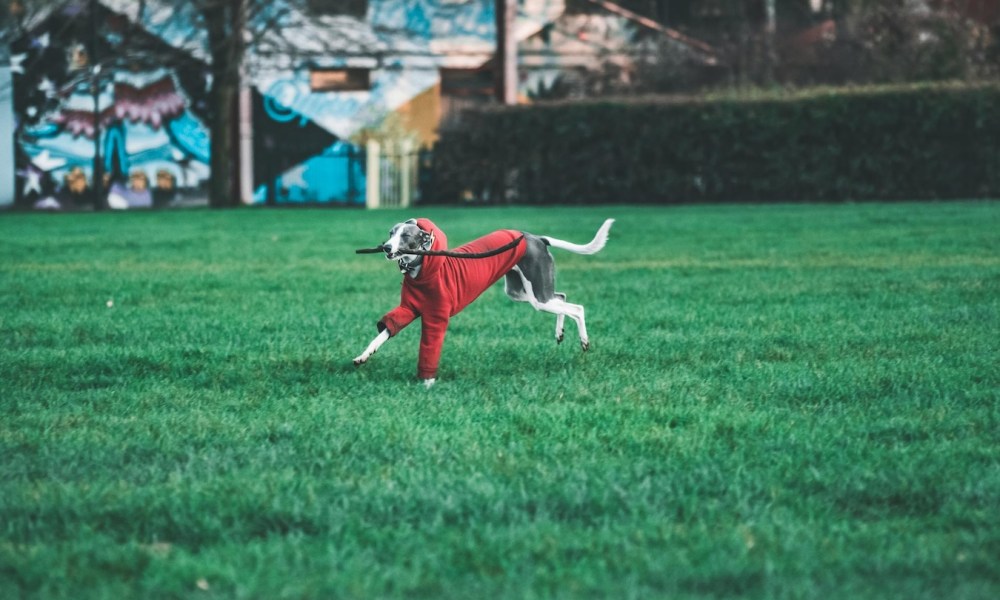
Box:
[379, 304, 417, 336]
[417, 312, 449, 380]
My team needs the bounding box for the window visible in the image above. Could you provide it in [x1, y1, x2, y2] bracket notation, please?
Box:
[309, 68, 371, 92]
[305, 0, 367, 18]
[439, 68, 495, 98]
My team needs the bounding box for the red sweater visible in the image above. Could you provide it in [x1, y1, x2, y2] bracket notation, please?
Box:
[379, 218, 527, 379]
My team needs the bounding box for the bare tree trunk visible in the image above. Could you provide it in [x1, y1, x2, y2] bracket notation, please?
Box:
[203, 0, 244, 208]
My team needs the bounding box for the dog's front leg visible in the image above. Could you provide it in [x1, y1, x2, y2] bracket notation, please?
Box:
[353, 329, 390, 366]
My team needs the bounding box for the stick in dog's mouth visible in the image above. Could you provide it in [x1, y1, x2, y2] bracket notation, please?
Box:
[355, 235, 525, 259]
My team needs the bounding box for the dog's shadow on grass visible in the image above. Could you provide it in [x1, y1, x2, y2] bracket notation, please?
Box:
[447, 342, 592, 382]
[336, 357, 418, 386]
[334, 333, 598, 387]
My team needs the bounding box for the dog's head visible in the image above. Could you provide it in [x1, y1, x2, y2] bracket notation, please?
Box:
[382, 219, 433, 259]
[381, 219, 434, 275]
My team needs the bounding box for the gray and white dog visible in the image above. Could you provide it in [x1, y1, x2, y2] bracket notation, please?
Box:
[353, 218, 615, 387]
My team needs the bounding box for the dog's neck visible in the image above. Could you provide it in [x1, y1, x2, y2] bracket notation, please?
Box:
[397, 254, 423, 278]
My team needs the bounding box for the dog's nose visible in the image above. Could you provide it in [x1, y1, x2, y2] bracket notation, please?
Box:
[381, 244, 393, 253]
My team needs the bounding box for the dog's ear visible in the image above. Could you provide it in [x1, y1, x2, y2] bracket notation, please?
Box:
[404, 218, 418, 225]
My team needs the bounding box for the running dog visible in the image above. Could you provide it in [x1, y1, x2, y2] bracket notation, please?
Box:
[353, 217, 614, 388]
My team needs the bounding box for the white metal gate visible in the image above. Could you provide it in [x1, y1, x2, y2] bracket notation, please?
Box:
[365, 139, 419, 209]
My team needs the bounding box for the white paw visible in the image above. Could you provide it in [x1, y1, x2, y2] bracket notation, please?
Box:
[422, 378, 436, 389]
[353, 354, 368, 366]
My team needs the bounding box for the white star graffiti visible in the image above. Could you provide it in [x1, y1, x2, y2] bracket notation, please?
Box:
[32, 150, 67, 172]
[39, 77, 57, 98]
[10, 53, 27, 75]
[21, 169, 42, 195]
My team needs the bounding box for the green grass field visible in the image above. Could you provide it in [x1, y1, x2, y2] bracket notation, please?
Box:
[1, 201, 998, 598]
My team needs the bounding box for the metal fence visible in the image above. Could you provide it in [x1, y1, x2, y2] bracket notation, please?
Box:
[366, 139, 421, 209]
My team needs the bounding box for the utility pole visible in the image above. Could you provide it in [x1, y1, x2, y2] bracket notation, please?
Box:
[494, 0, 517, 105]
[89, 0, 105, 209]
[764, 0, 777, 83]
[238, 83, 253, 205]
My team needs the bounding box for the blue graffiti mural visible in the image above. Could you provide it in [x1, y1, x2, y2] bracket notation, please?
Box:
[253, 142, 366, 205]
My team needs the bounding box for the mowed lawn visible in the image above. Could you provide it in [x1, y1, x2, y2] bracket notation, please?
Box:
[1, 202, 998, 599]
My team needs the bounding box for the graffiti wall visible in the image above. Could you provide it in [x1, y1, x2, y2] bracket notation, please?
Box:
[250, 88, 358, 205]
[10, 2, 210, 210]
[249, 0, 564, 205]
[8, 0, 569, 208]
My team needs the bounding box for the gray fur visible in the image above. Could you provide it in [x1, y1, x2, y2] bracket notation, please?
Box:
[504, 233, 555, 303]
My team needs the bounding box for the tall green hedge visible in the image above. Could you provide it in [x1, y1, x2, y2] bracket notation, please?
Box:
[430, 82, 1000, 203]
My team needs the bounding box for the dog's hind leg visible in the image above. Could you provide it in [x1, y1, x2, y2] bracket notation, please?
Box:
[505, 269, 564, 344]
[507, 237, 566, 345]
[546, 295, 588, 351]
[508, 266, 590, 351]
[554, 292, 567, 344]
[503, 268, 531, 304]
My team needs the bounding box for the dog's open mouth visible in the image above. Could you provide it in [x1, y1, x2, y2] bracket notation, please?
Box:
[385, 248, 417, 260]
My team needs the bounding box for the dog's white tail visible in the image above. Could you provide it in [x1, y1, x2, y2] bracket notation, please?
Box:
[542, 218, 615, 255]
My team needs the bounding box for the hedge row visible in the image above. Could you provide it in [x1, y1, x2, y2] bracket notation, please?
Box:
[430, 82, 1000, 203]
